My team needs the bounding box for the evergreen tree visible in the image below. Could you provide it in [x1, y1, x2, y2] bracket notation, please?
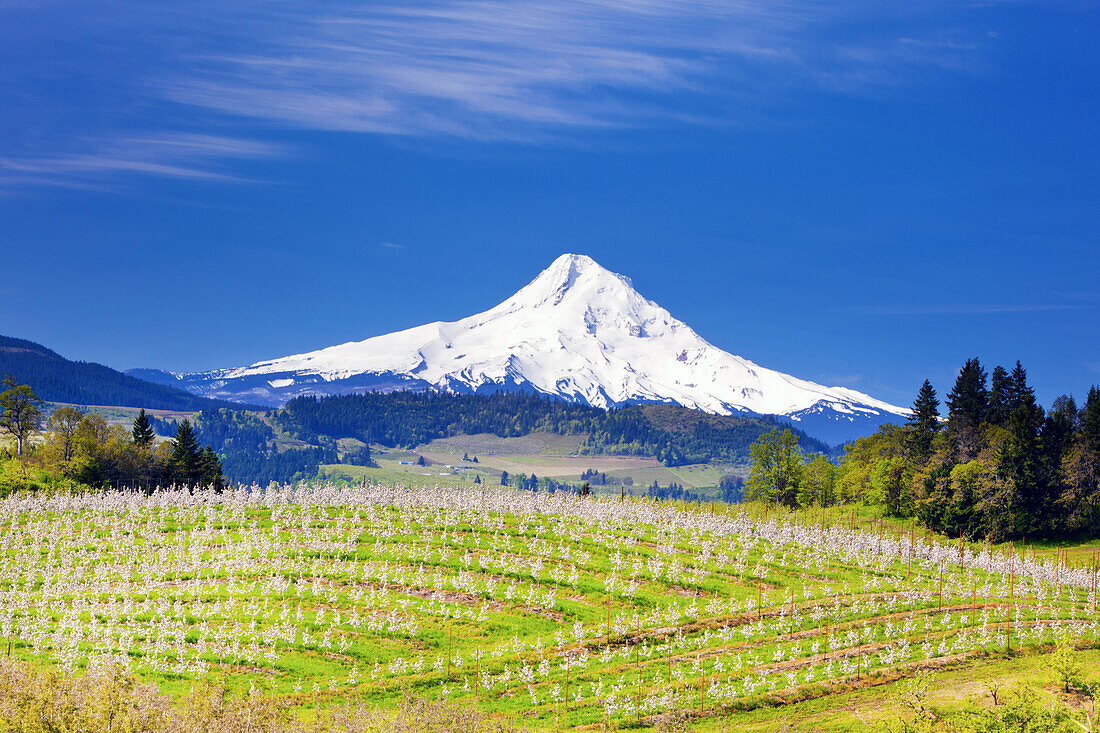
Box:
[908, 379, 940, 460]
[1081, 386, 1100, 451]
[1043, 395, 1077, 529]
[1061, 387, 1100, 535]
[996, 364, 1046, 535]
[170, 419, 202, 484]
[946, 358, 988, 457]
[132, 408, 155, 447]
[198, 446, 225, 492]
[473, 474, 481, 485]
[500, 470, 509, 486]
[1008, 361, 1037, 413]
[988, 365, 1012, 426]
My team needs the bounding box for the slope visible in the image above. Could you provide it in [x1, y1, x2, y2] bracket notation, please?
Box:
[172, 254, 908, 443]
[0, 335, 257, 412]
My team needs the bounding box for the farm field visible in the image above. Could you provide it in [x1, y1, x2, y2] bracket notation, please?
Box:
[388, 432, 738, 492]
[1, 486, 1098, 731]
[416, 432, 660, 478]
[320, 432, 735, 495]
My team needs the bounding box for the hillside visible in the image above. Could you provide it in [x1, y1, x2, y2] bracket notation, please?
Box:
[3, 486, 1096, 732]
[0, 335, 255, 412]
[275, 390, 834, 467]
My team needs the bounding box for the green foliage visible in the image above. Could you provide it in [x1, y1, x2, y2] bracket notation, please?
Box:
[747, 428, 803, 507]
[188, 408, 334, 484]
[0, 376, 43, 456]
[277, 391, 831, 468]
[909, 379, 941, 461]
[0, 658, 517, 733]
[719, 473, 745, 503]
[888, 670, 1100, 733]
[798, 453, 836, 507]
[1051, 636, 1084, 694]
[170, 419, 202, 481]
[824, 358, 1100, 541]
[132, 408, 155, 447]
[25, 407, 224, 491]
[947, 358, 989, 458]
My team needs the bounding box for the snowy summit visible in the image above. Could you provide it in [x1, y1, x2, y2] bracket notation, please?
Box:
[173, 254, 908, 442]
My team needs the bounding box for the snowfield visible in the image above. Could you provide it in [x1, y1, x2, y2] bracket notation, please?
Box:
[177, 254, 907, 442]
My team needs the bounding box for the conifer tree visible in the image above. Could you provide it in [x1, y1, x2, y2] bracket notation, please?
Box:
[1008, 361, 1038, 414]
[198, 446, 225, 492]
[908, 379, 940, 460]
[132, 408, 155, 447]
[946, 358, 988, 457]
[996, 363, 1046, 534]
[1081, 386, 1100, 451]
[170, 419, 202, 484]
[1061, 387, 1100, 535]
[988, 365, 1011, 426]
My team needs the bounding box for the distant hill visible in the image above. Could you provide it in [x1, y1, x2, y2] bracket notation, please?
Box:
[635, 403, 835, 457]
[0, 335, 257, 412]
[276, 391, 836, 466]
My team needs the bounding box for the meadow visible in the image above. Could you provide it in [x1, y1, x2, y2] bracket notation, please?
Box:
[1, 484, 1098, 730]
[321, 432, 737, 497]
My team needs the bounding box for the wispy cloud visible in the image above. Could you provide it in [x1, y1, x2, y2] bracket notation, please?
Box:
[378, 242, 404, 249]
[0, 134, 284, 190]
[0, 0, 1008, 186]
[158, 0, 998, 139]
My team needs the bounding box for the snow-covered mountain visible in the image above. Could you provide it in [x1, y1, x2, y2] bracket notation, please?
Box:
[165, 254, 908, 443]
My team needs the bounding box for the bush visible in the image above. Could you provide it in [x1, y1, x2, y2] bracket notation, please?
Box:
[0, 659, 523, 733]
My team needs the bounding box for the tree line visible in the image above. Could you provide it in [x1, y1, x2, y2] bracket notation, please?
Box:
[747, 359, 1100, 540]
[277, 391, 829, 467]
[0, 378, 223, 493]
[153, 408, 364, 484]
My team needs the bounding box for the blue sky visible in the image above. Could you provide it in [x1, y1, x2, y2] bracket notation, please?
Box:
[1, 0, 1097, 409]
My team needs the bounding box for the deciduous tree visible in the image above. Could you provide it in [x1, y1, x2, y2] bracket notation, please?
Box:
[0, 377, 42, 456]
[747, 428, 803, 508]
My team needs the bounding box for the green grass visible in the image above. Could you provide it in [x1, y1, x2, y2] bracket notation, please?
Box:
[2, 489, 1098, 731]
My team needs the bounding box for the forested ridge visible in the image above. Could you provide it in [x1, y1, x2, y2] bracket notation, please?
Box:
[276, 391, 833, 467]
[0, 335, 249, 412]
[153, 409, 348, 484]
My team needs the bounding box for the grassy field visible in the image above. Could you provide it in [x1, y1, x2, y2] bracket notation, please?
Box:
[1, 485, 1098, 730]
[370, 431, 741, 494]
[44, 401, 199, 425]
[318, 432, 738, 496]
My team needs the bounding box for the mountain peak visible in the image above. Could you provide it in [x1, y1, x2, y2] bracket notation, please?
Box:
[175, 254, 908, 443]
[507, 253, 635, 311]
